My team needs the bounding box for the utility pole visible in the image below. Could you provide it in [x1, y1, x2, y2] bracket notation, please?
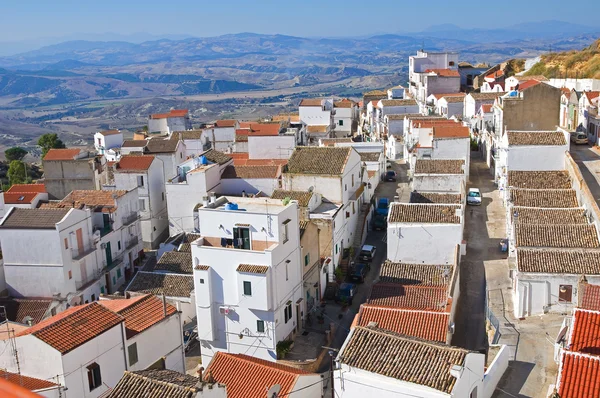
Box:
[329, 351, 335, 398]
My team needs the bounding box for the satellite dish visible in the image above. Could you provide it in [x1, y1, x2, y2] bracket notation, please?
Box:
[66, 293, 82, 307]
[21, 316, 34, 326]
[308, 186, 314, 193]
[267, 384, 281, 398]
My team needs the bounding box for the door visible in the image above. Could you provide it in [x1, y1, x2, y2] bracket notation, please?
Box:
[233, 227, 251, 250]
[296, 302, 301, 333]
[105, 242, 112, 267]
[103, 214, 110, 233]
[559, 285, 573, 303]
[76, 228, 84, 254]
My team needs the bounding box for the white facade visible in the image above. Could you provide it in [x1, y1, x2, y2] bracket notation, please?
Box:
[333, 104, 357, 135]
[148, 114, 191, 135]
[498, 131, 569, 172]
[191, 197, 303, 364]
[548, 78, 600, 92]
[247, 135, 296, 159]
[202, 126, 237, 152]
[412, 173, 465, 194]
[299, 99, 334, 127]
[437, 98, 464, 118]
[220, 176, 280, 196]
[94, 131, 123, 155]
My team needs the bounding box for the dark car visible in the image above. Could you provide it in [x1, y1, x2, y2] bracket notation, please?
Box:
[372, 214, 387, 231]
[335, 283, 357, 305]
[384, 170, 397, 182]
[359, 244, 377, 262]
[349, 263, 368, 283]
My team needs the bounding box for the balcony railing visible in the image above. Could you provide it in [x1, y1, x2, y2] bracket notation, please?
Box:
[104, 253, 124, 271]
[126, 236, 139, 250]
[75, 267, 105, 290]
[122, 212, 139, 226]
[71, 245, 96, 261]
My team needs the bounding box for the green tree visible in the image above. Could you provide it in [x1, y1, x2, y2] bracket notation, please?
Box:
[8, 160, 31, 185]
[4, 147, 28, 162]
[38, 133, 66, 157]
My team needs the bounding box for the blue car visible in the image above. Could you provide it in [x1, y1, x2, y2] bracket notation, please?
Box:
[335, 283, 357, 305]
[376, 198, 389, 216]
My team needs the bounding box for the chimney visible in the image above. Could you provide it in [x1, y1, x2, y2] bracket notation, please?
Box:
[197, 367, 205, 380]
[202, 196, 209, 207]
[209, 192, 217, 204]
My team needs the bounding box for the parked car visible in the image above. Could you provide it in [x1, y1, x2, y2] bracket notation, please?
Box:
[376, 198, 390, 216]
[335, 283, 357, 305]
[372, 214, 387, 231]
[383, 170, 397, 182]
[349, 263, 368, 283]
[467, 188, 482, 205]
[571, 132, 589, 145]
[359, 244, 377, 262]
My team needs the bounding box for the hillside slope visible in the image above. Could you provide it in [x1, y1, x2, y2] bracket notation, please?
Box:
[525, 38, 600, 78]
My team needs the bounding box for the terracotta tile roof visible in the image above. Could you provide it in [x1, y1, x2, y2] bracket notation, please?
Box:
[0, 370, 58, 392]
[3, 192, 40, 205]
[236, 264, 269, 274]
[507, 131, 566, 146]
[514, 75, 548, 82]
[57, 190, 127, 210]
[515, 224, 600, 248]
[145, 135, 180, 153]
[486, 70, 504, 79]
[0, 208, 70, 229]
[215, 119, 237, 127]
[368, 283, 450, 311]
[569, 309, 600, 354]
[115, 155, 155, 172]
[433, 93, 465, 100]
[16, 302, 123, 354]
[471, 92, 506, 100]
[43, 148, 83, 161]
[585, 91, 600, 102]
[363, 89, 387, 96]
[433, 125, 469, 138]
[517, 248, 600, 273]
[481, 104, 493, 113]
[98, 129, 121, 136]
[0, 298, 53, 325]
[150, 109, 188, 119]
[357, 306, 449, 342]
[388, 203, 461, 224]
[379, 261, 453, 286]
[414, 159, 465, 174]
[581, 284, 600, 311]
[557, 351, 600, 398]
[221, 165, 280, 179]
[99, 294, 177, 339]
[411, 119, 454, 128]
[286, 147, 351, 175]
[380, 99, 417, 107]
[235, 133, 248, 142]
[299, 220, 309, 238]
[339, 326, 467, 393]
[386, 113, 423, 120]
[440, 95, 466, 103]
[6, 184, 46, 194]
[202, 149, 232, 165]
[409, 192, 461, 204]
[334, 99, 355, 108]
[108, 370, 204, 398]
[177, 130, 203, 140]
[517, 79, 542, 91]
[122, 140, 148, 148]
[508, 171, 571, 189]
[153, 251, 193, 274]
[425, 69, 460, 77]
[306, 125, 329, 133]
[359, 152, 381, 162]
[126, 272, 194, 298]
[299, 98, 323, 107]
[235, 159, 288, 167]
[205, 352, 309, 398]
[320, 138, 352, 146]
[509, 189, 578, 208]
[511, 207, 587, 225]
[271, 189, 313, 207]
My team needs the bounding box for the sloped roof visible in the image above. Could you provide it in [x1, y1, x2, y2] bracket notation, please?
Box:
[557, 351, 600, 398]
[205, 352, 309, 398]
[145, 135, 180, 153]
[388, 203, 461, 224]
[215, 119, 237, 127]
[509, 189, 578, 208]
[271, 190, 314, 207]
[150, 109, 188, 119]
[470, 92, 506, 100]
[357, 306, 449, 342]
[409, 192, 461, 204]
[511, 207, 587, 225]
[507, 131, 566, 146]
[368, 283, 450, 311]
[359, 152, 381, 162]
[126, 272, 194, 298]
[380, 99, 417, 107]
[202, 149, 232, 165]
[569, 309, 600, 354]
[0, 298, 53, 325]
[306, 125, 329, 133]
[43, 148, 84, 161]
[0, 370, 58, 392]
[107, 370, 203, 398]
[339, 326, 467, 393]
[236, 264, 269, 274]
[6, 184, 46, 194]
[115, 155, 155, 172]
[58, 190, 127, 210]
[221, 165, 280, 179]
[379, 261, 453, 286]
[414, 159, 465, 174]
[581, 284, 600, 312]
[16, 302, 123, 354]
[122, 140, 148, 148]
[299, 98, 323, 107]
[0, 208, 70, 229]
[334, 99, 355, 108]
[433, 125, 469, 138]
[515, 224, 600, 248]
[154, 251, 193, 274]
[4, 192, 40, 205]
[286, 147, 351, 175]
[98, 129, 121, 136]
[507, 171, 571, 189]
[517, 248, 600, 274]
[425, 69, 460, 77]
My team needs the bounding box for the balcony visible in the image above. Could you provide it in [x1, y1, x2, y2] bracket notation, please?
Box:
[71, 245, 96, 261]
[75, 267, 105, 290]
[126, 236, 139, 250]
[104, 252, 124, 272]
[122, 212, 139, 226]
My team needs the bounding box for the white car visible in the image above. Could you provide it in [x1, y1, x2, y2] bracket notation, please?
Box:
[467, 188, 481, 205]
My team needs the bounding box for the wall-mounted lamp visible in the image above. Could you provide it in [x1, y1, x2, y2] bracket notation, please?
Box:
[261, 227, 267, 232]
[219, 224, 224, 230]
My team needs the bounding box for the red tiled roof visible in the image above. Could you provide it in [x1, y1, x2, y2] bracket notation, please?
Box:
[518, 80, 542, 91]
[99, 294, 177, 339]
[569, 309, 600, 354]
[433, 125, 469, 138]
[6, 184, 46, 194]
[357, 305, 449, 342]
[425, 69, 460, 77]
[115, 155, 155, 172]
[368, 283, 450, 312]
[43, 148, 83, 161]
[205, 353, 309, 398]
[0, 370, 58, 392]
[299, 99, 323, 107]
[237, 122, 280, 136]
[586, 92, 600, 102]
[215, 119, 237, 128]
[486, 70, 504, 79]
[481, 104, 493, 113]
[558, 351, 600, 398]
[98, 129, 121, 136]
[580, 284, 600, 311]
[3, 192, 39, 205]
[150, 109, 188, 119]
[17, 302, 123, 354]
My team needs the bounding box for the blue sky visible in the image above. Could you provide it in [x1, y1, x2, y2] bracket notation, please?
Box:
[0, 0, 596, 41]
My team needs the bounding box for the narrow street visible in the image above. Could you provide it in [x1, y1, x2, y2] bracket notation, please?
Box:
[569, 143, 600, 200]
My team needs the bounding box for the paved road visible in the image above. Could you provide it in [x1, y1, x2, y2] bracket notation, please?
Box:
[569, 143, 600, 201]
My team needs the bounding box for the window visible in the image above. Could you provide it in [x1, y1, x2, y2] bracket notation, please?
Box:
[559, 285, 573, 303]
[199, 278, 204, 284]
[68, 270, 72, 280]
[64, 238, 68, 250]
[128, 343, 139, 366]
[91, 294, 96, 302]
[118, 241, 121, 250]
[117, 268, 122, 279]
[449, 61, 455, 66]
[470, 386, 478, 398]
[339, 120, 344, 126]
[304, 254, 310, 266]
[351, 174, 354, 187]
[335, 244, 338, 254]
[284, 302, 292, 323]
[180, 152, 183, 159]
[257, 320, 265, 333]
[87, 363, 102, 391]
[285, 263, 289, 281]
[243, 281, 252, 296]
[137, 175, 144, 187]
[162, 192, 165, 201]
[100, 286, 105, 294]
[283, 223, 289, 243]
[345, 184, 347, 191]
[139, 199, 146, 211]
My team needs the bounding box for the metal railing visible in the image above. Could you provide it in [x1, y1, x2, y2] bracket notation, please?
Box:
[126, 236, 139, 250]
[71, 245, 95, 261]
[75, 267, 105, 290]
[122, 212, 139, 226]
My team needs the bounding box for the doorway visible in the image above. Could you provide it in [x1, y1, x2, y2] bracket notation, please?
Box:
[105, 242, 112, 266]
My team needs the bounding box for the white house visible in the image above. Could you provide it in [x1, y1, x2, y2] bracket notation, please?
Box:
[578, 91, 600, 134]
[299, 98, 334, 128]
[387, 203, 464, 264]
[436, 95, 465, 118]
[147, 109, 191, 135]
[333, 98, 358, 136]
[0, 370, 61, 397]
[200, 119, 240, 152]
[412, 159, 466, 194]
[220, 165, 282, 196]
[0, 184, 48, 216]
[463, 92, 505, 121]
[206, 352, 323, 398]
[335, 326, 484, 398]
[191, 196, 303, 364]
[409, 50, 459, 103]
[94, 129, 123, 158]
[504, 75, 548, 92]
[377, 99, 420, 119]
[247, 133, 296, 160]
[387, 85, 406, 99]
[112, 155, 168, 249]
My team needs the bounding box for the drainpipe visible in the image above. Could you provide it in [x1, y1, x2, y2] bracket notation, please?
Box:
[120, 321, 128, 370]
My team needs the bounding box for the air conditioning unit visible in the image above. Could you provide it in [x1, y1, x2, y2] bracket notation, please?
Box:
[219, 306, 233, 315]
